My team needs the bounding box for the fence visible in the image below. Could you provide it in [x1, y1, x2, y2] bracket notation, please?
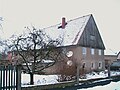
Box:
[0, 65, 21, 90]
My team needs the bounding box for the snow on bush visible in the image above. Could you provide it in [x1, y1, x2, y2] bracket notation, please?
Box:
[21, 70, 120, 86]
[85, 71, 108, 79]
[111, 71, 120, 76]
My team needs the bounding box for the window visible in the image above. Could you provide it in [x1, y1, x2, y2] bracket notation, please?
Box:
[82, 47, 87, 55]
[66, 51, 73, 57]
[90, 35, 95, 41]
[90, 34, 96, 46]
[98, 49, 102, 55]
[91, 62, 95, 69]
[91, 48, 94, 55]
[82, 63, 86, 69]
[98, 61, 102, 69]
[92, 63, 94, 68]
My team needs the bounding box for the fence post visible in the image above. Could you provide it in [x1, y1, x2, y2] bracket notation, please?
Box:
[0, 66, 3, 90]
[76, 64, 80, 85]
[108, 64, 111, 78]
[16, 65, 21, 90]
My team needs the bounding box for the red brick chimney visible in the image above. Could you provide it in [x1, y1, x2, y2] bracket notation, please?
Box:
[62, 17, 66, 29]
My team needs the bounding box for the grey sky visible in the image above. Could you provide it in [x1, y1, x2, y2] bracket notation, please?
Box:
[0, 0, 120, 55]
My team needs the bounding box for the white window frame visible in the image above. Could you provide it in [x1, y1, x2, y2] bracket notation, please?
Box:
[91, 48, 94, 55]
[98, 49, 102, 55]
[82, 47, 87, 55]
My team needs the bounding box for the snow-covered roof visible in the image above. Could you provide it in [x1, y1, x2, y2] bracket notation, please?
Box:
[43, 14, 91, 46]
[117, 51, 120, 60]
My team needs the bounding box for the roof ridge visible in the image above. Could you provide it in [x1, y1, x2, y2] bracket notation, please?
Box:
[68, 14, 92, 22]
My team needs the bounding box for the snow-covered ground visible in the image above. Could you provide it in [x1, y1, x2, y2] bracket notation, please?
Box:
[79, 81, 120, 90]
[21, 73, 59, 87]
[21, 70, 120, 87]
[85, 70, 120, 80]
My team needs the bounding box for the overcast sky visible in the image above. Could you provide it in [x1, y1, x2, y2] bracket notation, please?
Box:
[0, 0, 120, 55]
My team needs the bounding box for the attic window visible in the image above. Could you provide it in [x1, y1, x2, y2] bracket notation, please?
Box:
[90, 35, 95, 41]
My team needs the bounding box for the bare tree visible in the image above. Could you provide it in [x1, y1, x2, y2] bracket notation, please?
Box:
[0, 39, 12, 60]
[10, 26, 63, 84]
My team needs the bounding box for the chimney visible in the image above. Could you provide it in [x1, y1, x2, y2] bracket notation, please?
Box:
[62, 17, 66, 29]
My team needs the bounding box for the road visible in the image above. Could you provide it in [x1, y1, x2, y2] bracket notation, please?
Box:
[50, 79, 120, 90]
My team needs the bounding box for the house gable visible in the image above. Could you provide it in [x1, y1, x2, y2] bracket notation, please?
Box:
[78, 15, 105, 50]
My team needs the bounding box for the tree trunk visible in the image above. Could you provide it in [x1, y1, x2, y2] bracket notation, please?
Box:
[30, 73, 34, 85]
[30, 62, 35, 85]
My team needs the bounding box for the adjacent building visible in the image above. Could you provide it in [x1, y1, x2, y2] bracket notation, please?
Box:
[109, 52, 120, 70]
